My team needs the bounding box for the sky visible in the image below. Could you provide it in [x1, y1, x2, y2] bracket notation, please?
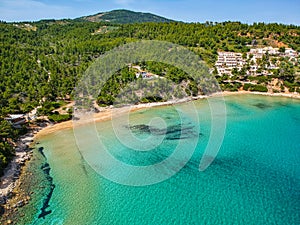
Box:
[0, 0, 300, 25]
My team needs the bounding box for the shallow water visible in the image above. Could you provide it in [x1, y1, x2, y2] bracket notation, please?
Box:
[17, 95, 300, 225]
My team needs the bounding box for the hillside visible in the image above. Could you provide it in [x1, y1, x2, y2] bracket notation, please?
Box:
[1, 19, 299, 114]
[77, 9, 174, 24]
[0, 14, 300, 175]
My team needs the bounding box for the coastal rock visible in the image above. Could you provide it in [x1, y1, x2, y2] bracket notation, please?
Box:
[0, 196, 6, 204]
[17, 200, 24, 207]
[0, 205, 4, 216]
[7, 191, 14, 199]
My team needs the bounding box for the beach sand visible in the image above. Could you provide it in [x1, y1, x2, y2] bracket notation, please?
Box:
[0, 90, 299, 224]
[1, 91, 300, 199]
[34, 91, 300, 138]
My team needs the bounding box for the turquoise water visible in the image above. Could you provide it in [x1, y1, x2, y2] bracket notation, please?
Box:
[21, 95, 300, 224]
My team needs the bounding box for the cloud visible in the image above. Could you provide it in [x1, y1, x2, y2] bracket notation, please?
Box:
[0, 0, 72, 22]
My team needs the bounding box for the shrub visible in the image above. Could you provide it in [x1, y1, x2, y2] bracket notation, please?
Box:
[243, 83, 251, 91]
[243, 83, 268, 92]
[37, 101, 65, 116]
[140, 96, 164, 103]
[48, 114, 71, 123]
[249, 84, 268, 92]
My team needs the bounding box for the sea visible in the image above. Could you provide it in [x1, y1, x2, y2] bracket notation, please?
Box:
[14, 95, 300, 225]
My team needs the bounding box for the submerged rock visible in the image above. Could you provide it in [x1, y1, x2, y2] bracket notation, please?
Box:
[38, 147, 46, 158]
[127, 123, 198, 140]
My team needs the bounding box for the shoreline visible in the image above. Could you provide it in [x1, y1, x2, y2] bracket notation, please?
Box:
[34, 90, 300, 138]
[0, 90, 299, 221]
[0, 123, 49, 209]
[221, 90, 300, 99]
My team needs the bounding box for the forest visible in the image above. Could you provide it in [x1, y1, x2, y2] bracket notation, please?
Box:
[78, 9, 174, 23]
[0, 17, 300, 174]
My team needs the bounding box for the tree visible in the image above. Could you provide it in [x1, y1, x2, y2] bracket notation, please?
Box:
[0, 120, 15, 142]
[242, 52, 247, 59]
[279, 46, 286, 53]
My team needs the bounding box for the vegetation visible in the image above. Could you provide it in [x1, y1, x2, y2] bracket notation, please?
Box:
[0, 120, 15, 175]
[37, 101, 66, 116]
[78, 9, 174, 24]
[48, 113, 71, 122]
[1, 18, 299, 114]
[97, 67, 137, 106]
[0, 120, 27, 175]
[243, 83, 268, 92]
[140, 96, 164, 103]
[0, 10, 300, 173]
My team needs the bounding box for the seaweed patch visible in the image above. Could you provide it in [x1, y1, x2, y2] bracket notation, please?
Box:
[127, 123, 199, 140]
[253, 102, 272, 109]
[37, 163, 55, 219]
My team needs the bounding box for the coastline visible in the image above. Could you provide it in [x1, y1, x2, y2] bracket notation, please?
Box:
[34, 90, 300, 138]
[220, 90, 300, 99]
[0, 90, 299, 222]
[0, 123, 50, 224]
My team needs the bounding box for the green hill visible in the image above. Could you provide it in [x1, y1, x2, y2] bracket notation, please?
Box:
[1, 13, 300, 176]
[77, 9, 174, 24]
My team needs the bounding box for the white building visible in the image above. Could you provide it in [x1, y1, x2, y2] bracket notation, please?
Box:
[285, 48, 298, 57]
[215, 47, 298, 76]
[249, 47, 280, 58]
[215, 52, 246, 75]
[5, 114, 26, 128]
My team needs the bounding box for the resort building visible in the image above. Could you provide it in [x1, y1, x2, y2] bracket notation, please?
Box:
[249, 47, 279, 57]
[215, 52, 246, 75]
[215, 46, 298, 76]
[135, 71, 154, 79]
[5, 114, 27, 128]
[285, 48, 298, 57]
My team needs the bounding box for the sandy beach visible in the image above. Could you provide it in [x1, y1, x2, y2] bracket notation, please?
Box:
[35, 95, 199, 138]
[34, 90, 300, 138]
[1, 90, 299, 207]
